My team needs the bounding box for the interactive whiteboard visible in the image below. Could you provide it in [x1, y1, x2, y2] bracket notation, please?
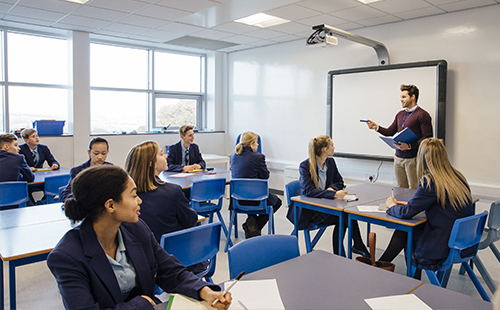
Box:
[327, 60, 447, 161]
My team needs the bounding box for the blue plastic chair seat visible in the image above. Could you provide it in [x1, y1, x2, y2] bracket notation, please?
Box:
[43, 174, 71, 204]
[0, 181, 29, 208]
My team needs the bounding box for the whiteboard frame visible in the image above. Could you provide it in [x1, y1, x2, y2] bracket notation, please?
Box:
[327, 60, 447, 161]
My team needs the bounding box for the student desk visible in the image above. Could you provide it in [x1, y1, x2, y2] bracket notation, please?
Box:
[345, 191, 426, 276]
[290, 183, 415, 255]
[158, 168, 231, 190]
[411, 283, 491, 309]
[28, 167, 70, 186]
[0, 203, 72, 310]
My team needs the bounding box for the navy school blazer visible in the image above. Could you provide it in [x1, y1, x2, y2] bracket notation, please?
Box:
[0, 150, 34, 182]
[60, 159, 113, 202]
[229, 146, 279, 206]
[286, 157, 345, 229]
[167, 141, 206, 172]
[19, 143, 59, 168]
[47, 218, 220, 310]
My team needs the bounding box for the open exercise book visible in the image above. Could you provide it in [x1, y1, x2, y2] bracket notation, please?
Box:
[162, 279, 285, 310]
[379, 127, 419, 150]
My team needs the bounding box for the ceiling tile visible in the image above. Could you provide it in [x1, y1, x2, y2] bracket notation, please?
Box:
[119, 14, 167, 28]
[56, 22, 99, 32]
[367, 0, 432, 14]
[297, 0, 362, 13]
[393, 6, 445, 20]
[138, 29, 183, 41]
[424, 0, 464, 5]
[357, 14, 402, 27]
[155, 0, 219, 13]
[210, 21, 257, 35]
[330, 5, 386, 22]
[248, 39, 276, 47]
[72, 5, 128, 22]
[439, 0, 496, 12]
[0, 3, 13, 14]
[223, 34, 262, 44]
[56, 14, 110, 28]
[334, 21, 364, 31]
[2, 14, 54, 26]
[87, 0, 149, 13]
[8, 5, 66, 22]
[16, 0, 80, 14]
[265, 4, 322, 21]
[296, 13, 348, 28]
[135, 4, 191, 21]
[0, 0, 19, 4]
[271, 33, 302, 42]
[266, 21, 311, 34]
[156, 22, 205, 35]
[190, 28, 233, 40]
[102, 22, 151, 34]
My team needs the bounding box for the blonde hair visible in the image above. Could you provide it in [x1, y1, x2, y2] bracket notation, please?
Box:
[235, 131, 258, 155]
[308, 135, 332, 189]
[125, 141, 164, 193]
[21, 128, 37, 139]
[416, 138, 471, 210]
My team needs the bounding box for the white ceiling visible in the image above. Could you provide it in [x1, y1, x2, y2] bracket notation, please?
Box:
[0, 0, 498, 52]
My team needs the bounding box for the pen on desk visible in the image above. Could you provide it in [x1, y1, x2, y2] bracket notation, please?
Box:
[360, 120, 369, 122]
[392, 189, 394, 198]
[238, 300, 249, 310]
[212, 271, 245, 306]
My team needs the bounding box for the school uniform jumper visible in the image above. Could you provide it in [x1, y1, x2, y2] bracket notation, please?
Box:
[47, 218, 220, 310]
[0, 150, 34, 182]
[19, 143, 59, 168]
[167, 141, 206, 172]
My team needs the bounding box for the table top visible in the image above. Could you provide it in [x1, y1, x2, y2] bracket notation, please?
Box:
[0, 203, 66, 230]
[291, 183, 416, 211]
[244, 250, 422, 310]
[412, 283, 491, 310]
[158, 168, 231, 189]
[30, 167, 71, 185]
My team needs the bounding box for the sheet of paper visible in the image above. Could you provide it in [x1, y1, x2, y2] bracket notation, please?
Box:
[169, 173, 192, 178]
[365, 294, 433, 310]
[226, 279, 285, 310]
[344, 194, 358, 202]
[357, 205, 386, 212]
[168, 294, 212, 310]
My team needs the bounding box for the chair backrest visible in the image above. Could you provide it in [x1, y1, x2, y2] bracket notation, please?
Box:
[44, 174, 71, 196]
[228, 234, 300, 279]
[235, 133, 262, 153]
[191, 178, 226, 202]
[231, 179, 268, 212]
[160, 222, 221, 268]
[488, 200, 500, 232]
[445, 211, 488, 265]
[285, 180, 301, 207]
[0, 181, 29, 208]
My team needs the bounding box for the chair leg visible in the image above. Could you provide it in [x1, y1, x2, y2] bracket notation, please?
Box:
[267, 211, 274, 235]
[225, 211, 236, 252]
[425, 269, 442, 286]
[311, 227, 327, 249]
[304, 229, 313, 253]
[491, 243, 500, 262]
[440, 267, 452, 288]
[461, 262, 491, 302]
[234, 214, 238, 239]
[216, 212, 233, 247]
[472, 255, 497, 294]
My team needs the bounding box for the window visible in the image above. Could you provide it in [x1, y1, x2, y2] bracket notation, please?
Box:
[1, 31, 69, 133]
[90, 42, 205, 134]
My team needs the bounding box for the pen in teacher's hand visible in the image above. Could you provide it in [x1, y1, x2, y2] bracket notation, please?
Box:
[238, 300, 249, 310]
[360, 120, 369, 122]
[392, 189, 394, 198]
[212, 271, 245, 306]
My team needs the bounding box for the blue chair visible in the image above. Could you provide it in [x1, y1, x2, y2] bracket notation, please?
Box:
[228, 234, 299, 279]
[459, 201, 500, 294]
[43, 174, 71, 204]
[286, 180, 329, 253]
[190, 178, 232, 247]
[225, 179, 275, 252]
[411, 211, 490, 302]
[159, 222, 221, 283]
[235, 133, 262, 153]
[0, 181, 29, 208]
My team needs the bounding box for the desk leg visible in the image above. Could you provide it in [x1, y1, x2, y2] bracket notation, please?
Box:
[347, 215, 353, 259]
[338, 213, 344, 257]
[293, 205, 299, 242]
[1, 260, 4, 310]
[8, 261, 16, 310]
[406, 230, 413, 277]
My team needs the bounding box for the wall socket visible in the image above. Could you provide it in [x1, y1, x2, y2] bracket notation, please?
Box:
[365, 174, 375, 182]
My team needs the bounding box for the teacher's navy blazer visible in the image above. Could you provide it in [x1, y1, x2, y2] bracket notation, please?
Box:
[167, 141, 206, 172]
[286, 157, 344, 229]
[229, 146, 279, 206]
[19, 143, 59, 168]
[47, 218, 219, 310]
[0, 150, 34, 182]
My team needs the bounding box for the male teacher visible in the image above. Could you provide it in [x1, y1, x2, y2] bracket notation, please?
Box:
[366, 84, 432, 189]
[167, 125, 206, 172]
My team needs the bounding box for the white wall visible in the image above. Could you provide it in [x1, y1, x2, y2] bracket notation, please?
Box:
[227, 4, 500, 196]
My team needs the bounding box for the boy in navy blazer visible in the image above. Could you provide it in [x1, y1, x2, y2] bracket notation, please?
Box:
[0, 133, 34, 183]
[167, 125, 206, 172]
[18, 128, 59, 171]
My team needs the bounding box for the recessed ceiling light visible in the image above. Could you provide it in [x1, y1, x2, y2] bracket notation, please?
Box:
[357, 0, 383, 3]
[62, 0, 90, 4]
[235, 13, 289, 28]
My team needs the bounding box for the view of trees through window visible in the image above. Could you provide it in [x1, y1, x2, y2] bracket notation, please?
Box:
[155, 97, 197, 128]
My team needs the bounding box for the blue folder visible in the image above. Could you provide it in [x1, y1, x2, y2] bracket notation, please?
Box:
[379, 127, 419, 150]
